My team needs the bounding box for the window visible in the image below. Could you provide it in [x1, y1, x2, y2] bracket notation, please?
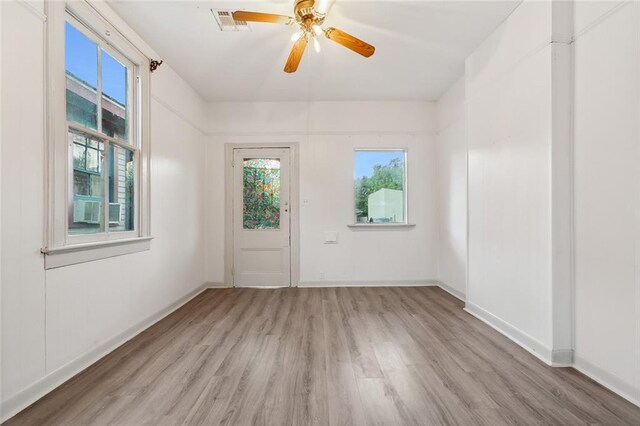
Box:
[354, 150, 407, 224]
[44, 1, 150, 267]
[65, 16, 137, 236]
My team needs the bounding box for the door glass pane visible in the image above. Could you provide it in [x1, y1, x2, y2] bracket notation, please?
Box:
[65, 22, 98, 130]
[69, 130, 105, 235]
[101, 50, 129, 142]
[243, 159, 281, 229]
[108, 145, 135, 232]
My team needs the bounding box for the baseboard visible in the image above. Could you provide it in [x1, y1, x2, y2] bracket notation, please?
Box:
[0, 283, 209, 423]
[464, 302, 553, 366]
[551, 349, 574, 366]
[573, 355, 640, 408]
[298, 279, 438, 288]
[206, 281, 231, 288]
[432, 280, 466, 301]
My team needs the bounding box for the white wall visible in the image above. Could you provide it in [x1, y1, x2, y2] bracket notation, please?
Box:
[1, 1, 209, 420]
[435, 77, 467, 299]
[464, 0, 574, 364]
[572, 0, 640, 405]
[461, 0, 638, 405]
[465, 0, 554, 355]
[206, 101, 439, 286]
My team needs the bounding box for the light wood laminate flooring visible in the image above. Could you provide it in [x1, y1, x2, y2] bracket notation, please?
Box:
[5, 287, 640, 425]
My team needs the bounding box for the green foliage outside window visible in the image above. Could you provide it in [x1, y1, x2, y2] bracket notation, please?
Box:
[355, 157, 404, 220]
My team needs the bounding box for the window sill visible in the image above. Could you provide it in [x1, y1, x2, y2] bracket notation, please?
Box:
[348, 224, 416, 230]
[42, 236, 153, 269]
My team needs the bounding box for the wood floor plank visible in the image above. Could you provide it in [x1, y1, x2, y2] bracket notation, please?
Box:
[4, 287, 640, 426]
[356, 377, 404, 425]
[322, 288, 367, 426]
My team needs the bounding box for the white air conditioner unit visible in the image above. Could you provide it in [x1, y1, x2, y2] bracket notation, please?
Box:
[108, 203, 122, 225]
[73, 199, 101, 224]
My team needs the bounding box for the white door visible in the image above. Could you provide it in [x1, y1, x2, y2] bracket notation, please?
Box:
[233, 148, 291, 287]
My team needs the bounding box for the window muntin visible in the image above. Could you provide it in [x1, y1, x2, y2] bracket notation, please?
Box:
[65, 14, 138, 239]
[354, 150, 407, 224]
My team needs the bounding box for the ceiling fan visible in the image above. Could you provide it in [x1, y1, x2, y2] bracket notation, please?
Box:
[232, 0, 375, 73]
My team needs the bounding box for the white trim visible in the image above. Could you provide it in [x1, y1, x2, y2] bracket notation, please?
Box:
[15, 0, 46, 22]
[433, 280, 466, 302]
[573, 355, 640, 408]
[205, 282, 231, 289]
[549, 0, 574, 371]
[464, 302, 553, 366]
[45, 0, 151, 252]
[42, 237, 153, 269]
[209, 130, 437, 137]
[551, 349, 574, 367]
[298, 280, 438, 288]
[347, 224, 416, 229]
[0, 283, 209, 423]
[80, 0, 160, 61]
[224, 143, 301, 288]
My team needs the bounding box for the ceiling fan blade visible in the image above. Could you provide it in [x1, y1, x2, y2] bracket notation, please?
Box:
[232, 11, 292, 24]
[284, 36, 308, 73]
[325, 27, 375, 58]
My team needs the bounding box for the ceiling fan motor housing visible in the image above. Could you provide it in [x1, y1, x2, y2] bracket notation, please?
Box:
[294, 0, 325, 30]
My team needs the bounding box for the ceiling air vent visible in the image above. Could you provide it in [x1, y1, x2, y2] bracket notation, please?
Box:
[212, 9, 251, 32]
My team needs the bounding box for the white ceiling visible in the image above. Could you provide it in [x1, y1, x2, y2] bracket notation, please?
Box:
[109, 0, 520, 102]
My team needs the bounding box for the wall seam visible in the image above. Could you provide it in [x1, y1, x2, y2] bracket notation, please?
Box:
[15, 0, 46, 22]
[467, 37, 556, 101]
[572, 0, 630, 42]
[151, 94, 208, 136]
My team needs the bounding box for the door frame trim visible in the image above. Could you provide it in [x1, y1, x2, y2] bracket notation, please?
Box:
[224, 143, 300, 287]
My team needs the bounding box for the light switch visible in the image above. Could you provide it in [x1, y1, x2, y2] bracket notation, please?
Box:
[324, 231, 339, 244]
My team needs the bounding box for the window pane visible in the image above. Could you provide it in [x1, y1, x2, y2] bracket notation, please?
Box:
[73, 144, 86, 170]
[101, 50, 129, 142]
[69, 130, 105, 235]
[243, 159, 280, 229]
[86, 148, 100, 173]
[354, 151, 406, 224]
[108, 145, 135, 232]
[65, 22, 98, 130]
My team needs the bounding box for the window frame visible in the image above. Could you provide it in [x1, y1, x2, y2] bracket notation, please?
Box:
[352, 148, 409, 226]
[44, 1, 151, 267]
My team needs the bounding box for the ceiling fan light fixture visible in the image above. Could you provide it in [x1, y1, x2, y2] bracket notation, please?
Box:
[232, 0, 375, 73]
